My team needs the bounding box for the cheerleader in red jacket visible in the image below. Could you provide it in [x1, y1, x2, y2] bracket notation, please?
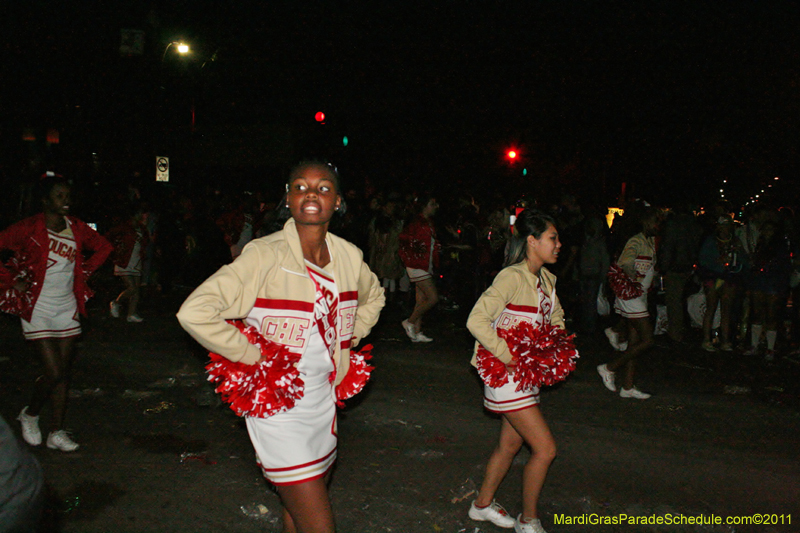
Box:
[0, 175, 112, 452]
[398, 194, 440, 342]
[106, 205, 149, 322]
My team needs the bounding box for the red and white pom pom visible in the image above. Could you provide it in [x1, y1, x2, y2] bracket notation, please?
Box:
[607, 263, 643, 300]
[206, 321, 304, 418]
[335, 344, 375, 406]
[475, 346, 510, 388]
[0, 258, 37, 317]
[498, 321, 579, 391]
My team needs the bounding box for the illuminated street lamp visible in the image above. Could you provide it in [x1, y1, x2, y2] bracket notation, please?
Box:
[162, 41, 190, 61]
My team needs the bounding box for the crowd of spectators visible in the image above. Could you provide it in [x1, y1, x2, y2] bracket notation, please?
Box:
[7, 172, 800, 363]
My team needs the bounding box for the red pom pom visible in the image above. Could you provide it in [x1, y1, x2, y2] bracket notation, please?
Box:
[206, 321, 304, 418]
[607, 263, 643, 300]
[475, 345, 510, 388]
[0, 257, 38, 317]
[335, 344, 375, 406]
[486, 321, 579, 392]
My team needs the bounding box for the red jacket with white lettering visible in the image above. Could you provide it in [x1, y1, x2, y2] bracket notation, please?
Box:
[0, 214, 113, 321]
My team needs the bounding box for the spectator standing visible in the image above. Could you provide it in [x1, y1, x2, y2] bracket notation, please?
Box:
[578, 213, 610, 334]
[659, 204, 703, 343]
[743, 220, 791, 360]
[697, 216, 746, 352]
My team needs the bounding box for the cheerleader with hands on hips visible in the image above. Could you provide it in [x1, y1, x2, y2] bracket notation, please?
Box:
[0, 174, 113, 452]
[177, 161, 384, 533]
[466, 209, 566, 533]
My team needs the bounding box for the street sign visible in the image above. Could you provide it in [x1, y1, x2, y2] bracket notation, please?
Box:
[156, 157, 169, 182]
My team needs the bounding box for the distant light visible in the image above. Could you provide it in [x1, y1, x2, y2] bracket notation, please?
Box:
[775, 176, 780, 180]
[507, 150, 517, 159]
[522, 168, 528, 176]
[177, 43, 189, 54]
[315, 111, 325, 123]
[342, 136, 349, 147]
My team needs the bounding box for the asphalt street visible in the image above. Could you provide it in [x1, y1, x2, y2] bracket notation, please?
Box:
[1, 285, 798, 533]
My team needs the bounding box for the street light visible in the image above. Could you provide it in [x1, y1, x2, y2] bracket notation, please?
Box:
[162, 41, 190, 61]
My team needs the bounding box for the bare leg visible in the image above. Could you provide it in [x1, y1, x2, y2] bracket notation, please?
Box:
[503, 407, 557, 521]
[276, 475, 335, 533]
[607, 316, 653, 390]
[116, 274, 141, 318]
[27, 337, 76, 428]
[474, 416, 524, 507]
[408, 278, 438, 332]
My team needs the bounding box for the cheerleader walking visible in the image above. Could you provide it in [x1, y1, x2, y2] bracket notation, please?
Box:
[0, 175, 112, 452]
[178, 161, 384, 533]
[466, 209, 566, 533]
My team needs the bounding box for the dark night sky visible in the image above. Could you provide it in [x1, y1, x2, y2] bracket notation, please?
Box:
[3, 1, 800, 207]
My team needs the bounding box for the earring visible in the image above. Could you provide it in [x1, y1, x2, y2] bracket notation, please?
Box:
[285, 204, 289, 209]
[335, 206, 339, 211]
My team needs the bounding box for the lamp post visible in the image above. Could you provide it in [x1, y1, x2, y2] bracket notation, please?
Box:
[162, 41, 190, 62]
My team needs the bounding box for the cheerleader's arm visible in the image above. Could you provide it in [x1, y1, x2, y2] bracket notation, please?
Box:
[177, 243, 266, 365]
[467, 268, 519, 365]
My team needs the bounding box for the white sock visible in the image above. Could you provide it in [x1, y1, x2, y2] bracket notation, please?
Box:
[766, 330, 777, 350]
[751, 324, 763, 347]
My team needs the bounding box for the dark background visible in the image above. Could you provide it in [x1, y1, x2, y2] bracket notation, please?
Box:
[2, 1, 800, 209]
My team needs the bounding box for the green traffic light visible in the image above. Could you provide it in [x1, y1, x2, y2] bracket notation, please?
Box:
[342, 136, 349, 147]
[522, 168, 528, 176]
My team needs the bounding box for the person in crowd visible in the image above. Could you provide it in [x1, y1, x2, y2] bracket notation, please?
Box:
[659, 202, 703, 344]
[106, 204, 149, 322]
[0, 414, 44, 532]
[743, 220, 791, 360]
[578, 211, 610, 334]
[398, 193, 441, 342]
[0, 174, 112, 452]
[697, 216, 746, 352]
[597, 206, 660, 399]
[368, 195, 405, 306]
[177, 161, 385, 533]
[465, 209, 562, 533]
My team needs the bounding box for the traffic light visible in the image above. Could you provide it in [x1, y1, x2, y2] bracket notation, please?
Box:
[315, 111, 326, 124]
[507, 149, 517, 160]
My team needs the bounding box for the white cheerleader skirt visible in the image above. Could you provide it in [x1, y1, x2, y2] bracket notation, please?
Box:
[246, 371, 337, 486]
[614, 293, 649, 319]
[22, 293, 81, 341]
[484, 379, 540, 413]
[406, 267, 432, 283]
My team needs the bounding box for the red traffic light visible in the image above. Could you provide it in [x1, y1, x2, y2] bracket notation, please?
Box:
[315, 111, 326, 123]
[507, 150, 518, 159]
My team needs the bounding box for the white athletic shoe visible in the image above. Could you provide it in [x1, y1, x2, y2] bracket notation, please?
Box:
[401, 320, 417, 340]
[110, 301, 121, 318]
[413, 332, 433, 343]
[17, 406, 42, 446]
[47, 430, 80, 452]
[514, 515, 547, 533]
[604, 327, 622, 350]
[620, 387, 651, 400]
[468, 500, 515, 528]
[597, 364, 616, 392]
[127, 314, 144, 323]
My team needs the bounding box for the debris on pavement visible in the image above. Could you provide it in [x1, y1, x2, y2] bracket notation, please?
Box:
[723, 385, 751, 395]
[180, 451, 217, 465]
[122, 389, 159, 400]
[143, 401, 175, 414]
[69, 387, 104, 398]
[450, 478, 477, 503]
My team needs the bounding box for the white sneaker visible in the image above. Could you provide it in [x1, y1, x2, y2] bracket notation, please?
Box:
[604, 327, 622, 350]
[47, 430, 80, 452]
[17, 406, 42, 446]
[110, 301, 121, 318]
[620, 387, 651, 400]
[514, 515, 547, 533]
[468, 500, 515, 528]
[127, 314, 144, 323]
[413, 332, 433, 343]
[401, 320, 417, 340]
[618, 341, 629, 351]
[597, 364, 616, 391]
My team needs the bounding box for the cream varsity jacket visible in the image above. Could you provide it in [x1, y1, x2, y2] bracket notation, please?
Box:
[467, 261, 565, 367]
[177, 219, 385, 386]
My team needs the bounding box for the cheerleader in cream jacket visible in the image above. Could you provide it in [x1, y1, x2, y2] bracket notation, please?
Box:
[466, 209, 563, 533]
[178, 162, 384, 533]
